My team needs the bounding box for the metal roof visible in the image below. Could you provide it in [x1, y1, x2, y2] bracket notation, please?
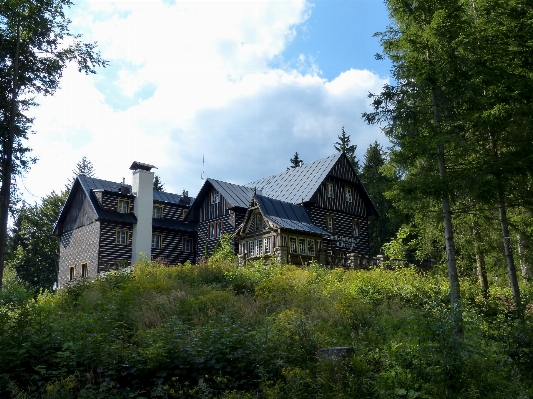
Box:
[256, 195, 330, 236]
[246, 153, 340, 203]
[208, 178, 257, 208]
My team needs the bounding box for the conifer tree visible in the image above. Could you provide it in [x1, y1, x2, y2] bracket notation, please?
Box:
[153, 175, 165, 191]
[289, 152, 303, 169]
[67, 156, 96, 188]
[334, 127, 359, 173]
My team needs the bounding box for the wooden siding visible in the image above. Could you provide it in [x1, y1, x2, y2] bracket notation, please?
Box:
[98, 221, 133, 270]
[101, 192, 135, 213]
[151, 228, 195, 264]
[157, 202, 184, 221]
[58, 222, 100, 287]
[307, 206, 370, 258]
[62, 187, 97, 232]
[313, 176, 367, 216]
[200, 189, 231, 221]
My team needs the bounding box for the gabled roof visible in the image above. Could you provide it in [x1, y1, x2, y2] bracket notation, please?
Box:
[54, 175, 192, 235]
[187, 178, 257, 219]
[238, 195, 330, 236]
[246, 153, 340, 203]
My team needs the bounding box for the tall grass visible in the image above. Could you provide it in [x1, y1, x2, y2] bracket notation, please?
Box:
[0, 259, 531, 398]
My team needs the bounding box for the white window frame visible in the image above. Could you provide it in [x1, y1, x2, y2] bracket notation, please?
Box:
[153, 205, 163, 218]
[299, 238, 306, 255]
[209, 224, 215, 239]
[264, 237, 271, 254]
[327, 182, 334, 198]
[117, 199, 130, 213]
[152, 234, 162, 249]
[289, 237, 297, 254]
[249, 241, 255, 257]
[307, 239, 315, 256]
[211, 190, 220, 204]
[345, 187, 353, 202]
[241, 242, 246, 255]
[256, 239, 263, 255]
[326, 216, 334, 233]
[183, 238, 192, 252]
[116, 229, 128, 245]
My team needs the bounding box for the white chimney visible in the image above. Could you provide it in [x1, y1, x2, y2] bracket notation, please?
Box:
[130, 162, 155, 264]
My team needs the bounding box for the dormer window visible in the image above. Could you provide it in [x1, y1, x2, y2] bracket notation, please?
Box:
[117, 199, 130, 213]
[211, 190, 220, 204]
[153, 205, 163, 218]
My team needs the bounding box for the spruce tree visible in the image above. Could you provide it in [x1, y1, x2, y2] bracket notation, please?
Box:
[153, 175, 165, 191]
[334, 127, 359, 173]
[289, 152, 303, 169]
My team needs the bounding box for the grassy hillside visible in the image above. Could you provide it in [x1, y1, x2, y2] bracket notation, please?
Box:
[1, 259, 532, 398]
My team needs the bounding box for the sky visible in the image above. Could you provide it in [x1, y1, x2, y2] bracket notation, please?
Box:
[20, 0, 392, 202]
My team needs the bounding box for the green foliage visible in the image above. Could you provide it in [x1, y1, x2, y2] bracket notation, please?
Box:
[0, 260, 532, 397]
[334, 126, 359, 173]
[67, 156, 96, 188]
[209, 233, 237, 265]
[8, 190, 68, 290]
[288, 152, 303, 169]
[153, 175, 165, 191]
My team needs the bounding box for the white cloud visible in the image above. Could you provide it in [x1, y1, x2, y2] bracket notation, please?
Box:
[21, 0, 388, 203]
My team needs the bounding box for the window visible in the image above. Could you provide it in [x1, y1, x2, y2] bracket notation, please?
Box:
[183, 238, 192, 252]
[299, 238, 306, 254]
[353, 220, 360, 237]
[182, 209, 188, 220]
[81, 263, 88, 278]
[69, 266, 75, 282]
[153, 205, 163, 218]
[241, 242, 246, 255]
[152, 234, 162, 249]
[116, 229, 128, 245]
[256, 213, 263, 231]
[327, 182, 334, 198]
[217, 222, 222, 237]
[211, 190, 220, 204]
[326, 216, 334, 232]
[117, 199, 130, 213]
[307, 239, 315, 256]
[264, 237, 271, 254]
[345, 187, 353, 202]
[209, 224, 215, 239]
[289, 237, 297, 254]
[249, 241, 255, 257]
[256, 239, 263, 255]
[282, 235, 287, 247]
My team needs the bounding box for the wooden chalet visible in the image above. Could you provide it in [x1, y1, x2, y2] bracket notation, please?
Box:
[187, 153, 379, 266]
[234, 194, 330, 265]
[54, 153, 378, 286]
[53, 162, 195, 287]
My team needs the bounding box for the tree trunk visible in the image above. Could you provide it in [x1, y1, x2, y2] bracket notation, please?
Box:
[438, 146, 463, 337]
[517, 232, 532, 279]
[498, 198, 522, 314]
[0, 20, 20, 289]
[432, 87, 463, 337]
[471, 219, 489, 296]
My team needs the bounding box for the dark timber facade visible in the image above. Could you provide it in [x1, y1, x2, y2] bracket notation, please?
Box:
[55, 154, 378, 285]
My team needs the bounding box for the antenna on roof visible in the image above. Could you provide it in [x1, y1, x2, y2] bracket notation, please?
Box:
[201, 153, 205, 180]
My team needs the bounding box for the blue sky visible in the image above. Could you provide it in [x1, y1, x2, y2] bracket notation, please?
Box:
[22, 0, 392, 201]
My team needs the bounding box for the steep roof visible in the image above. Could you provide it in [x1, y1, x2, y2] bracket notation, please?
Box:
[54, 175, 193, 235]
[255, 195, 330, 235]
[246, 153, 340, 203]
[187, 178, 257, 219]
